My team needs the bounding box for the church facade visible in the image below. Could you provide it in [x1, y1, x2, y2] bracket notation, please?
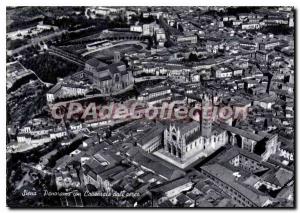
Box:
[162, 95, 227, 163]
[163, 119, 227, 162]
[162, 94, 227, 162]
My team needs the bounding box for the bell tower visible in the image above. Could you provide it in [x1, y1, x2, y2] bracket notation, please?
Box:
[114, 51, 121, 63]
[201, 93, 212, 138]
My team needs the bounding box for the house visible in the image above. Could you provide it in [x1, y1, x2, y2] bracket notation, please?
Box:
[176, 34, 197, 44]
[278, 137, 294, 161]
[46, 82, 89, 103]
[83, 164, 126, 192]
[255, 168, 294, 191]
[254, 95, 276, 110]
[214, 67, 233, 78]
[151, 177, 193, 199]
[138, 85, 171, 105]
[241, 23, 261, 30]
[131, 150, 185, 180]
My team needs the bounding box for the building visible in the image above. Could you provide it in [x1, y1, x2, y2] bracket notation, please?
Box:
[6, 61, 32, 90]
[220, 123, 279, 161]
[278, 137, 294, 161]
[254, 167, 294, 191]
[83, 165, 126, 192]
[160, 96, 227, 167]
[142, 22, 160, 36]
[6, 21, 58, 41]
[214, 67, 233, 78]
[55, 168, 81, 191]
[131, 150, 185, 180]
[137, 123, 165, 153]
[241, 23, 261, 30]
[163, 121, 226, 162]
[151, 177, 193, 200]
[84, 55, 133, 94]
[90, 6, 123, 16]
[130, 24, 143, 33]
[264, 18, 289, 26]
[176, 34, 198, 44]
[200, 163, 272, 207]
[155, 28, 166, 41]
[46, 82, 89, 103]
[259, 41, 281, 50]
[16, 118, 67, 144]
[138, 85, 171, 105]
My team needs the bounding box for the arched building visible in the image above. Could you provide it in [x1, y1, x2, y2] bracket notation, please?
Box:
[163, 120, 227, 164]
[84, 54, 133, 94]
[161, 93, 227, 167]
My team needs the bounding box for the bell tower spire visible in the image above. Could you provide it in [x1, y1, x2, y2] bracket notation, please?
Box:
[201, 93, 212, 138]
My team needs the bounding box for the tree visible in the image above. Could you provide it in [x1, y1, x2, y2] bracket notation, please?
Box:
[263, 118, 268, 130]
[178, 24, 184, 32]
[86, 9, 91, 17]
[188, 53, 198, 62]
[7, 39, 28, 50]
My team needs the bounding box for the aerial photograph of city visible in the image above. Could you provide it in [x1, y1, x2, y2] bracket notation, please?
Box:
[6, 6, 294, 208]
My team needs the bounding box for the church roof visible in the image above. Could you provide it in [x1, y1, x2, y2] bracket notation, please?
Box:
[95, 61, 126, 75]
[99, 75, 112, 81]
[138, 123, 165, 147]
[85, 58, 107, 68]
[173, 121, 199, 135]
[218, 123, 264, 142]
[150, 177, 191, 193]
[186, 129, 201, 145]
[109, 62, 126, 74]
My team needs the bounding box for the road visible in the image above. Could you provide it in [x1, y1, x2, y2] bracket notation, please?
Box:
[134, 76, 167, 83]
[7, 30, 67, 56]
[48, 46, 85, 66]
[28, 69, 53, 87]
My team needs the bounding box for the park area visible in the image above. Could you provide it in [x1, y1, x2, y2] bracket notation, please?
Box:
[21, 52, 80, 84]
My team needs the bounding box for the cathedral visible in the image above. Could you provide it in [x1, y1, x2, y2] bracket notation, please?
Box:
[84, 52, 133, 94]
[163, 96, 227, 162]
